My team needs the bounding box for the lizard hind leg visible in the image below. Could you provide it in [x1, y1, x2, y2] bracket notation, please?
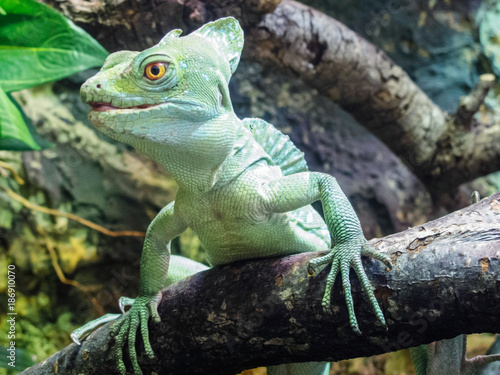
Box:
[71, 313, 122, 345]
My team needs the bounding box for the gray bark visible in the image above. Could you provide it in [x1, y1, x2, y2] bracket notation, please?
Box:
[20, 193, 500, 375]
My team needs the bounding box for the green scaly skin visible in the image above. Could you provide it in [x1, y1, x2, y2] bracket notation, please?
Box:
[74, 17, 393, 375]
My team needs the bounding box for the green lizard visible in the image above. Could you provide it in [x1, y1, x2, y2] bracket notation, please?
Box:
[72, 17, 393, 375]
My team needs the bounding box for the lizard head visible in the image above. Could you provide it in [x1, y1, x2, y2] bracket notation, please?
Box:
[80, 17, 243, 150]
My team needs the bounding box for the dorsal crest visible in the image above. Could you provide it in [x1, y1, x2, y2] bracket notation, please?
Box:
[242, 118, 309, 175]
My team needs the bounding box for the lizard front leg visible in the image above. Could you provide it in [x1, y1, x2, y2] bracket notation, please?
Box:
[264, 172, 392, 334]
[109, 201, 187, 375]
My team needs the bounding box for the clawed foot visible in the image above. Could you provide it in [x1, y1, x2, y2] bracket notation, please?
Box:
[70, 296, 137, 346]
[110, 293, 161, 375]
[308, 237, 392, 334]
[71, 294, 161, 375]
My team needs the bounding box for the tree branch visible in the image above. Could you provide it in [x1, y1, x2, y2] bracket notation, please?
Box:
[245, 0, 448, 169]
[20, 193, 500, 375]
[41, 0, 500, 196]
[244, 0, 500, 196]
[422, 73, 500, 197]
[456, 74, 496, 129]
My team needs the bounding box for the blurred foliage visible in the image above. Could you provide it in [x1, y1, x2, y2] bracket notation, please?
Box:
[0, 290, 78, 374]
[0, 150, 101, 373]
[176, 228, 208, 265]
[0, 0, 108, 150]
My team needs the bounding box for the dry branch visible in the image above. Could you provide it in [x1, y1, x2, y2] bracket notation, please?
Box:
[20, 193, 500, 375]
[456, 74, 496, 128]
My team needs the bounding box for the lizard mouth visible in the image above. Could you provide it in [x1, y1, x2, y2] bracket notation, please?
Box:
[88, 102, 160, 112]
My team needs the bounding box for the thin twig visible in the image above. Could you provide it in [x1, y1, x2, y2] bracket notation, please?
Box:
[0, 160, 25, 185]
[3, 187, 146, 237]
[456, 73, 497, 128]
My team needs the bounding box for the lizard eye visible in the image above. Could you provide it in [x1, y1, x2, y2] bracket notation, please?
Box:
[144, 62, 167, 80]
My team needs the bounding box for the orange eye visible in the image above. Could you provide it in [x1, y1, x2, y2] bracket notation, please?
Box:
[145, 62, 167, 80]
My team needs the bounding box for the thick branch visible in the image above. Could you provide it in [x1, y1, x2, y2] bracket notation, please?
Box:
[421, 120, 500, 196]
[244, 0, 500, 194]
[21, 193, 500, 375]
[245, 0, 448, 167]
[41, 0, 500, 194]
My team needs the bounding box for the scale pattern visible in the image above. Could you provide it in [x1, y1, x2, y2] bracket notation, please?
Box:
[242, 118, 309, 176]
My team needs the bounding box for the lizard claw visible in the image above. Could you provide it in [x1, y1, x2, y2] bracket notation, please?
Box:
[308, 251, 333, 275]
[119, 296, 136, 314]
[361, 243, 393, 271]
[71, 333, 81, 345]
[310, 237, 391, 334]
[110, 293, 161, 374]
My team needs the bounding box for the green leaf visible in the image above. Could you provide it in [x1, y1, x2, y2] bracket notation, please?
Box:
[0, 86, 40, 150]
[0, 6, 6, 16]
[0, 0, 109, 92]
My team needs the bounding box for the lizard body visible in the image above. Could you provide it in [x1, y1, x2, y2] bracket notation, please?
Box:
[74, 17, 392, 375]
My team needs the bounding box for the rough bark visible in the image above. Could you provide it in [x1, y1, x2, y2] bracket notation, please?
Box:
[20, 193, 500, 375]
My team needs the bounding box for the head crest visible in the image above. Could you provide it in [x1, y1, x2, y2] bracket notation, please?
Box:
[159, 29, 183, 45]
[191, 17, 244, 74]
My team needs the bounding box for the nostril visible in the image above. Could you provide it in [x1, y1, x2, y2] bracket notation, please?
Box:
[96, 84, 101, 89]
